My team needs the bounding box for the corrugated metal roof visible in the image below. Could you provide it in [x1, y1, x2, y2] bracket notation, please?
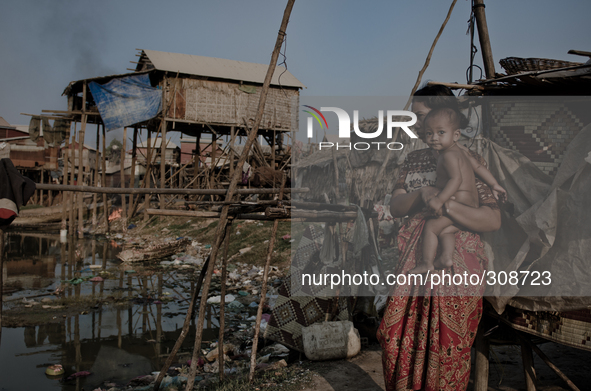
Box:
[141, 50, 305, 89]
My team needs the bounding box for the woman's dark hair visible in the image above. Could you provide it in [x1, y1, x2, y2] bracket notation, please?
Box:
[413, 84, 458, 110]
[413, 84, 467, 128]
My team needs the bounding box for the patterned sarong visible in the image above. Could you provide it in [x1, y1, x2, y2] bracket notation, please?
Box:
[377, 213, 488, 391]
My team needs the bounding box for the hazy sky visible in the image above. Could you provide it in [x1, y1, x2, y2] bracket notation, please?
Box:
[1, 0, 589, 145]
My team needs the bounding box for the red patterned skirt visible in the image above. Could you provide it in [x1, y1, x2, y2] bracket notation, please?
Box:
[377, 213, 488, 390]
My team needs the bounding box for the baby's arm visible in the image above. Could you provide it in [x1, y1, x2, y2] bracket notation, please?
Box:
[459, 145, 507, 202]
[428, 152, 463, 212]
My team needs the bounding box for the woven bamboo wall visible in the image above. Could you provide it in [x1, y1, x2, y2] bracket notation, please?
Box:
[489, 98, 591, 177]
[165, 78, 299, 131]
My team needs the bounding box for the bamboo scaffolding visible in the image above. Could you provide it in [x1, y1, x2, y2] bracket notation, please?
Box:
[184, 3, 296, 389]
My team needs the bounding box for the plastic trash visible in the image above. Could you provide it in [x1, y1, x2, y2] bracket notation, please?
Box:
[227, 301, 244, 309]
[45, 364, 64, 376]
[128, 223, 136, 229]
[302, 321, 361, 361]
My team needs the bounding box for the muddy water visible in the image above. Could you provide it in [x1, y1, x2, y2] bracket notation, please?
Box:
[0, 232, 219, 391]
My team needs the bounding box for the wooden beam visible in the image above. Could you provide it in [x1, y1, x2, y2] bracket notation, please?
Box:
[473, 0, 496, 79]
[474, 329, 490, 391]
[427, 81, 484, 90]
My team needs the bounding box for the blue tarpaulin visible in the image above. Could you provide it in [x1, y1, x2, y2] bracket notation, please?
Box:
[88, 74, 162, 132]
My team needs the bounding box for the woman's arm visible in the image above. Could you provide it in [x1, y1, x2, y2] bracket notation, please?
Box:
[390, 186, 439, 218]
[444, 199, 501, 232]
[390, 187, 501, 232]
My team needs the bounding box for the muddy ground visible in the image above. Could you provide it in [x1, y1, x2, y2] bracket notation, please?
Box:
[4, 215, 591, 390]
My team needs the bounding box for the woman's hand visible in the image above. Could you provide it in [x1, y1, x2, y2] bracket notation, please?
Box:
[427, 196, 444, 217]
[420, 186, 439, 205]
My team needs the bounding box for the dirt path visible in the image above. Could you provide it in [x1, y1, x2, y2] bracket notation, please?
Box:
[299, 342, 591, 391]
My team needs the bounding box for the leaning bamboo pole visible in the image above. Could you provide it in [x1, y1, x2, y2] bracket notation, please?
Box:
[249, 175, 286, 382]
[217, 221, 233, 382]
[184, 2, 296, 389]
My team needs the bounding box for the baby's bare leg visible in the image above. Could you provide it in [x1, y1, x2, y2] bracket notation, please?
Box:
[434, 225, 459, 269]
[409, 216, 454, 274]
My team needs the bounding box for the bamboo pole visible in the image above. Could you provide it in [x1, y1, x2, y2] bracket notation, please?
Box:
[69, 131, 77, 236]
[473, 0, 496, 79]
[144, 128, 152, 222]
[0, 228, 5, 349]
[77, 113, 87, 238]
[184, 3, 296, 389]
[61, 136, 70, 230]
[474, 329, 490, 391]
[193, 131, 201, 193]
[40, 169, 44, 206]
[160, 76, 167, 210]
[101, 124, 109, 232]
[92, 124, 100, 227]
[229, 127, 235, 181]
[121, 127, 127, 229]
[36, 183, 307, 195]
[218, 221, 233, 381]
[129, 126, 138, 218]
[210, 133, 216, 190]
[521, 335, 580, 391]
[249, 175, 286, 382]
[160, 120, 167, 210]
[153, 253, 214, 391]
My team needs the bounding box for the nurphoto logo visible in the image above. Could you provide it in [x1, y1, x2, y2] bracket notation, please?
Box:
[303, 105, 418, 151]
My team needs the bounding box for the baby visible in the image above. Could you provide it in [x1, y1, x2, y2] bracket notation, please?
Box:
[409, 107, 506, 274]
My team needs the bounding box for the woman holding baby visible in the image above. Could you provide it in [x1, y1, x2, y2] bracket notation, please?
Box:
[376, 85, 501, 390]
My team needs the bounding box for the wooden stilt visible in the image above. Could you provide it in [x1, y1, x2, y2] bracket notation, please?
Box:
[92, 124, 100, 228]
[218, 221, 233, 381]
[193, 131, 201, 193]
[229, 126, 235, 181]
[210, 132, 217, 191]
[61, 136, 70, 230]
[160, 119, 167, 210]
[474, 328, 490, 391]
[473, 0, 496, 79]
[0, 228, 5, 349]
[121, 127, 127, 229]
[101, 124, 109, 233]
[78, 112, 87, 238]
[128, 126, 138, 218]
[520, 337, 536, 391]
[153, 253, 214, 391]
[521, 334, 580, 391]
[69, 132, 77, 237]
[40, 168, 44, 206]
[249, 175, 286, 382]
[144, 128, 152, 222]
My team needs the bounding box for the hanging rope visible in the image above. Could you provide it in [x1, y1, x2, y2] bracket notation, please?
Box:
[404, 0, 459, 110]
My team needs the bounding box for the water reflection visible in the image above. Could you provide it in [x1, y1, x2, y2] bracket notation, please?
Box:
[1, 233, 220, 391]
